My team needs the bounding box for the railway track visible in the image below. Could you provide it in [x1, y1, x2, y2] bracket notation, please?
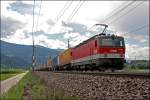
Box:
[34, 71, 150, 99]
[54, 71, 150, 78]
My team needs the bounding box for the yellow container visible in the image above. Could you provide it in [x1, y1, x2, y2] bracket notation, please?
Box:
[59, 48, 72, 66]
[47, 57, 52, 68]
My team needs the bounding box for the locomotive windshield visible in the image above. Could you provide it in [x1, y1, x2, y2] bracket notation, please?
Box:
[100, 38, 124, 47]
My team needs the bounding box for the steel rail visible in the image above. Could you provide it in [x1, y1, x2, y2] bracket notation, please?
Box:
[54, 71, 150, 79]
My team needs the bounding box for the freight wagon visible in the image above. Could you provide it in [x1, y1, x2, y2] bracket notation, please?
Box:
[34, 57, 52, 71]
[52, 55, 59, 70]
[59, 48, 72, 70]
[46, 57, 52, 70]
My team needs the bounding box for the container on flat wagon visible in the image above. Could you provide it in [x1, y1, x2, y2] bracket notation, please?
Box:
[52, 55, 59, 70]
[47, 57, 52, 69]
[59, 48, 72, 66]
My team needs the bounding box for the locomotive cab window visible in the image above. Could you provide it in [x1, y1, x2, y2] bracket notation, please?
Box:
[99, 37, 124, 47]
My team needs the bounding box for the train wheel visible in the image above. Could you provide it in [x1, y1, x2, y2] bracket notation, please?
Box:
[98, 67, 105, 72]
[111, 68, 115, 72]
[84, 65, 88, 71]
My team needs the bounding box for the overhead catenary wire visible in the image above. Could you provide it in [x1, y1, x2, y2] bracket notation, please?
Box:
[35, 0, 43, 32]
[59, 0, 82, 27]
[56, 1, 70, 21]
[48, 0, 73, 33]
[88, 1, 135, 34]
[34, 1, 70, 64]
[60, 0, 85, 32]
[102, 1, 136, 23]
[60, 0, 85, 48]
[34, 0, 42, 64]
[127, 24, 149, 34]
[59, 0, 85, 33]
[66, 0, 85, 23]
[56, 1, 73, 22]
[108, 1, 145, 25]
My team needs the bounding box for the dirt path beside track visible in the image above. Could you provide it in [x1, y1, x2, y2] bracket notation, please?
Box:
[0, 71, 28, 96]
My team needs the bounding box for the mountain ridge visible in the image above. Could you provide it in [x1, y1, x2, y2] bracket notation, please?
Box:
[0, 40, 63, 68]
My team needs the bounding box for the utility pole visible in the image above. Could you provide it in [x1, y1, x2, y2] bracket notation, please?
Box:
[31, 0, 35, 71]
[32, 26, 35, 71]
[68, 39, 70, 48]
[32, 47, 35, 71]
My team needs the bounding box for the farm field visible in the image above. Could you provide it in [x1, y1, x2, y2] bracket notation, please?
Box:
[0, 73, 17, 81]
[117, 68, 149, 74]
[122, 64, 149, 73]
[0, 69, 25, 81]
[122, 69, 149, 73]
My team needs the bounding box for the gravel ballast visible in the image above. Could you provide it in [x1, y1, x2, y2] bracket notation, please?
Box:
[33, 71, 150, 100]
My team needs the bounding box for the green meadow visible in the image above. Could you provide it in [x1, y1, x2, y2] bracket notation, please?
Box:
[0, 69, 25, 81]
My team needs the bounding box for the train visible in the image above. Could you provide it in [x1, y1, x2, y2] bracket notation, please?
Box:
[35, 24, 126, 72]
[34, 57, 52, 71]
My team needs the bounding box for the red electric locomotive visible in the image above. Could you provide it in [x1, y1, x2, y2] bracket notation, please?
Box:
[71, 24, 125, 71]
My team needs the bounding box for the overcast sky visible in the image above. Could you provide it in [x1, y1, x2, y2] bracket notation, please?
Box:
[1, 0, 149, 60]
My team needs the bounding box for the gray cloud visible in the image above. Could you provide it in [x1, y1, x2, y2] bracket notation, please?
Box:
[1, 16, 26, 38]
[107, 1, 149, 36]
[39, 40, 48, 48]
[61, 21, 114, 39]
[34, 30, 46, 36]
[7, 1, 38, 15]
[94, 1, 149, 48]
[23, 30, 31, 38]
[47, 19, 55, 26]
[62, 21, 89, 35]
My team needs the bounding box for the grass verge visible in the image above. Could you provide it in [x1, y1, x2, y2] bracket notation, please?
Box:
[1, 71, 30, 99]
[30, 73, 81, 100]
[1, 71, 80, 100]
[123, 66, 150, 73]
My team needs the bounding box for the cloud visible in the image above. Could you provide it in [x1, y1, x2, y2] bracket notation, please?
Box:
[62, 22, 89, 34]
[63, 33, 90, 48]
[126, 34, 149, 43]
[46, 19, 55, 26]
[108, 1, 149, 35]
[116, 31, 149, 44]
[7, 1, 38, 15]
[61, 22, 93, 47]
[1, 34, 33, 45]
[36, 35, 67, 49]
[126, 44, 149, 60]
[1, 33, 67, 49]
[1, 16, 26, 38]
[63, 32, 80, 39]
[32, 30, 46, 36]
